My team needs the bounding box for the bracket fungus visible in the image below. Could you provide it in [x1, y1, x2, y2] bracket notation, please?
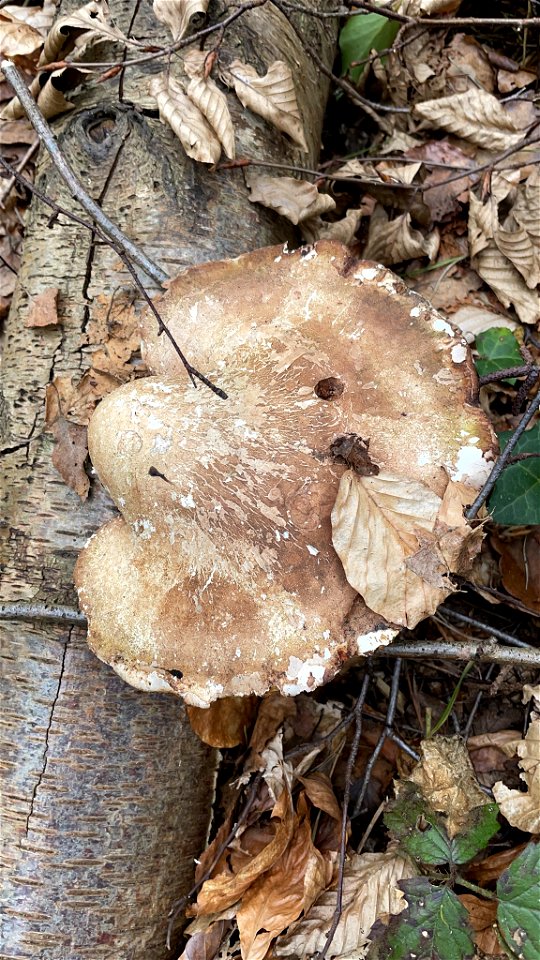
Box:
[75, 242, 495, 707]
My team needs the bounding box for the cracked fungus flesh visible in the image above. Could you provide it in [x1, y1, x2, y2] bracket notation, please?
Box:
[75, 241, 495, 705]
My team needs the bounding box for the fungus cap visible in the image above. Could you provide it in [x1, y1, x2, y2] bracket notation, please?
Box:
[75, 242, 495, 706]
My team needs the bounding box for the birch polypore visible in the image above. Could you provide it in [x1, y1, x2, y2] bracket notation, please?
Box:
[75, 242, 495, 706]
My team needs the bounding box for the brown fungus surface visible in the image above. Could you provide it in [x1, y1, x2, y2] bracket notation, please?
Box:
[75, 242, 495, 706]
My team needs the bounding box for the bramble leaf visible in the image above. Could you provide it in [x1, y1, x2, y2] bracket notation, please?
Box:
[497, 843, 540, 960]
[489, 423, 540, 525]
[384, 784, 452, 866]
[367, 878, 474, 960]
[450, 803, 500, 865]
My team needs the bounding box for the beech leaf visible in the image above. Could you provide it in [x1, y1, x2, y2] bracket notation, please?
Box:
[493, 718, 540, 833]
[50, 419, 90, 500]
[332, 471, 453, 627]
[186, 76, 235, 159]
[0, 8, 44, 60]
[415, 89, 526, 151]
[247, 175, 335, 225]
[274, 851, 415, 958]
[363, 207, 439, 265]
[150, 73, 222, 165]
[224, 59, 308, 151]
[40, 0, 130, 66]
[153, 0, 208, 41]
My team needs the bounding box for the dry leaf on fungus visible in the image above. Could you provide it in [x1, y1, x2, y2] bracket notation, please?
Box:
[223, 59, 308, 152]
[150, 73, 221, 165]
[493, 691, 540, 834]
[25, 287, 60, 327]
[363, 206, 439, 265]
[153, 0, 208, 41]
[407, 736, 490, 837]
[415, 88, 526, 151]
[274, 850, 415, 958]
[331, 472, 480, 628]
[237, 794, 333, 960]
[247, 175, 336, 225]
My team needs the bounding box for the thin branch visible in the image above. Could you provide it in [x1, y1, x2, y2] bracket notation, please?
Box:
[381, 638, 540, 667]
[0, 601, 87, 625]
[0, 156, 227, 398]
[2, 59, 167, 286]
[0, 139, 39, 208]
[314, 672, 371, 960]
[436, 607, 532, 649]
[351, 659, 401, 818]
[465, 389, 540, 519]
[218, 156, 414, 190]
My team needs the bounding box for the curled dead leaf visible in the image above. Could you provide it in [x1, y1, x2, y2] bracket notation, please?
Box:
[187, 76, 235, 159]
[0, 8, 44, 60]
[151, 73, 221, 165]
[153, 0, 208, 41]
[415, 88, 526, 151]
[363, 206, 439, 265]
[473, 242, 540, 326]
[39, 0, 130, 66]
[493, 711, 540, 833]
[407, 736, 490, 837]
[223, 59, 308, 152]
[187, 696, 258, 748]
[247, 175, 335, 225]
[302, 208, 363, 246]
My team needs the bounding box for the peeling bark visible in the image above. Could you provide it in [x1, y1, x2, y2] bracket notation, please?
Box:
[0, 1, 337, 958]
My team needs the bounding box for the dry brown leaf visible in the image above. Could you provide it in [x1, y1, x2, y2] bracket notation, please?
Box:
[450, 305, 517, 341]
[297, 773, 342, 822]
[187, 696, 258, 748]
[0, 8, 44, 60]
[24, 287, 60, 327]
[274, 850, 414, 958]
[493, 531, 540, 615]
[502, 167, 540, 288]
[151, 73, 221, 165]
[473, 242, 540, 326]
[192, 789, 295, 917]
[459, 895, 504, 956]
[153, 0, 208, 41]
[498, 67, 537, 94]
[40, 0, 130, 66]
[493, 711, 540, 833]
[415, 89, 526, 151]
[36, 70, 76, 120]
[363, 206, 439, 265]
[247, 175, 335, 225]
[242, 693, 297, 782]
[50, 419, 90, 500]
[466, 844, 528, 886]
[468, 729, 522, 777]
[178, 919, 231, 960]
[331, 471, 462, 628]
[302, 209, 363, 246]
[224, 60, 308, 152]
[187, 76, 235, 159]
[408, 737, 491, 836]
[237, 794, 333, 960]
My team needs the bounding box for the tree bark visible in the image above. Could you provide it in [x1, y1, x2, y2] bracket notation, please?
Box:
[0, 2, 336, 958]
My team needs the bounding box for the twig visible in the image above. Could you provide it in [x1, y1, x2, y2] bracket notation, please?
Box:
[0, 157, 227, 398]
[0, 601, 87, 625]
[423, 133, 540, 193]
[437, 608, 532, 648]
[465, 389, 540, 519]
[1, 59, 167, 287]
[219, 157, 414, 190]
[0, 139, 39, 208]
[314, 672, 371, 960]
[381, 639, 540, 667]
[351, 659, 402, 818]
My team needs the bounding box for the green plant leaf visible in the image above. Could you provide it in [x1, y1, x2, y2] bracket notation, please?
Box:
[451, 804, 500, 865]
[384, 784, 452, 865]
[489, 423, 540, 525]
[475, 327, 523, 383]
[367, 878, 474, 960]
[497, 843, 540, 960]
[339, 14, 400, 82]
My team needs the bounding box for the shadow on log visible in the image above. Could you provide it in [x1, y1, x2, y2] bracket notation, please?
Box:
[0, 1, 337, 957]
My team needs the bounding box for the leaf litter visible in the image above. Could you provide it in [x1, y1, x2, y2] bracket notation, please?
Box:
[2, 3, 539, 959]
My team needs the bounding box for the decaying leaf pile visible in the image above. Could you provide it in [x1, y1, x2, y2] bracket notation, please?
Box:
[177, 679, 540, 960]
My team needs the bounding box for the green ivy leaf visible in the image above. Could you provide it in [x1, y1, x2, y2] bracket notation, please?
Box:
[497, 843, 540, 960]
[489, 423, 540, 525]
[475, 327, 523, 383]
[450, 804, 500, 865]
[384, 784, 452, 866]
[339, 14, 400, 82]
[367, 878, 474, 960]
